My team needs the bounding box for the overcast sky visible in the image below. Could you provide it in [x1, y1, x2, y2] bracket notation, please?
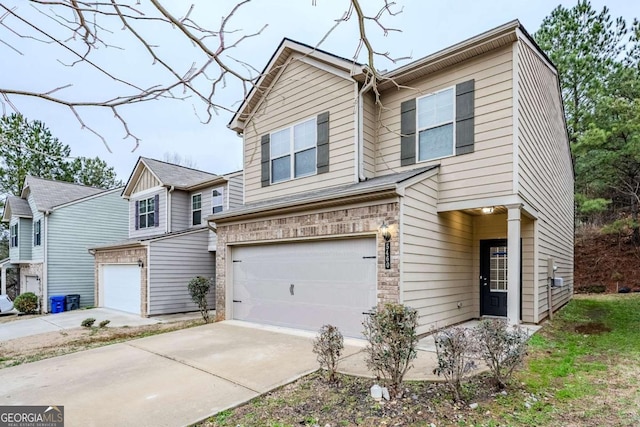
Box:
[1, 0, 637, 182]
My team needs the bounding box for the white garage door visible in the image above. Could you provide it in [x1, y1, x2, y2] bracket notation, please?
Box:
[232, 238, 377, 338]
[102, 264, 141, 315]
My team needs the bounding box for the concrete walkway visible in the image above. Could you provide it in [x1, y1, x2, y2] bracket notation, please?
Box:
[0, 321, 362, 427]
[0, 319, 542, 426]
[0, 308, 207, 341]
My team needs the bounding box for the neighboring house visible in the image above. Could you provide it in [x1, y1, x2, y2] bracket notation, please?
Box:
[0, 176, 128, 312]
[91, 157, 243, 317]
[211, 20, 574, 338]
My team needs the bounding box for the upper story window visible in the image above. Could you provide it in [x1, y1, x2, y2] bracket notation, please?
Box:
[33, 220, 41, 247]
[9, 224, 18, 247]
[271, 117, 317, 183]
[192, 194, 202, 225]
[138, 197, 155, 229]
[212, 188, 224, 214]
[417, 87, 455, 162]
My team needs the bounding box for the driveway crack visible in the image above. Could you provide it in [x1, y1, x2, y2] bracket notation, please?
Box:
[124, 342, 261, 394]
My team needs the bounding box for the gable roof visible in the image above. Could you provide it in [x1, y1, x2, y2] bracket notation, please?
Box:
[1, 195, 33, 222]
[229, 20, 555, 133]
[228, 38, 366, 132]
[210, 165, 438, 222]
[22, 176, 105, 213]
[122, 157, 223, 197]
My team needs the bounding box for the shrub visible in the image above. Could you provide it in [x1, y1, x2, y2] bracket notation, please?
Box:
[81, 318, 96, 328]
[188, 276, 213, 323]
[13, 292, 39, 314]
[312, 324, 344, 382]
[475, 319, 529, 388]
[363, 303, 418, 398]
[433, 326, 478, 402]
[99, 320, 111, 328]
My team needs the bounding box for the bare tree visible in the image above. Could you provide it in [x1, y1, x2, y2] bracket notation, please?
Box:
[163, 151, 198, 169]
[0, 1, 405, 152]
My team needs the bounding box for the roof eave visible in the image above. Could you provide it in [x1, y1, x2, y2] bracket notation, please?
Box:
[379, 20, 521, 90]
[229, 38, 366, 133]
[209, 184, 400, 223]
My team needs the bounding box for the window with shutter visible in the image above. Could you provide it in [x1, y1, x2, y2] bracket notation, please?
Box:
[400, 79, 475, 164]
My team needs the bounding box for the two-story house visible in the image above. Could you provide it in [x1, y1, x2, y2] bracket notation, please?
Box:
[210, 20, 574, 338]
[1, 176, 127, 312]
[91, 157, 243, 317]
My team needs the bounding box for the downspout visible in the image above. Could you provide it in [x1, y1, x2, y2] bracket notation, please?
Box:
[166, 185, 174, 232]
[357, 75, 375, 182]
[42, 210, 50, 313]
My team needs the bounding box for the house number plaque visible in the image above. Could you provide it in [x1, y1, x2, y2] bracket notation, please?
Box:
[384, 241, 391, 269]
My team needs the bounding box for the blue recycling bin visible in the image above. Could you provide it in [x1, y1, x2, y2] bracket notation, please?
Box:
[49, 295, 66, 314]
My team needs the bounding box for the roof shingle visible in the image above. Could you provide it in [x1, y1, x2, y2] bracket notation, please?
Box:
[24, 176, 106, 212]
[141, 158, 219, 189]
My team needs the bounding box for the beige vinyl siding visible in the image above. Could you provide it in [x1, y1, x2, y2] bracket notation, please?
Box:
[401, 176, 475, 334]
[472, 213, 535, 323]
[516, 40, 574, 321]
[377, 46, 514, 205]
[362, 91, 377, 178]
[129, 188, 167, 238]
[226, 173, 244, 208]
[170, 190, 189, 232]
[148, 229, 215, 315]
[133, 168, 160, 193]
[243, 58, 357, 203]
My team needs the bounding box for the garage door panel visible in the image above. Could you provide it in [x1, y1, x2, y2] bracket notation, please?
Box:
[233, 238, 377, 338]
[102, 264, 141, 315]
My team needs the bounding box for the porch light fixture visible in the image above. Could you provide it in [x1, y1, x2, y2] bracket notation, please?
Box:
[481, 206, 495, 214]
[137, 259, 144, 268]
[380, 222, 391, 241]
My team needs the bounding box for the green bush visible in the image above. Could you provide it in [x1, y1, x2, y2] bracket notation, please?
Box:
[81, 318, 96, 328]
[363, 303, 418, 399]
[13, 292, 39, 314]
[475, 319, 529, 389]
[313, 324, 344, 383]
[188, 276, 213, 323]
[99, 320, 111, 328]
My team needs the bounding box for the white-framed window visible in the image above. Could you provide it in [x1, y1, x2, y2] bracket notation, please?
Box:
[33, 220, 41, 247]
[271, 117, 317, 183]
[138, 197, 155, 229]
[9, 223, 18, 247]
[417, 87, 455, 162]
[212, 187, 224, 214]
[192, 193, 202, 225]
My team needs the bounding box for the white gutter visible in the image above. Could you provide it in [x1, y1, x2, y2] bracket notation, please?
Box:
[42, 211, 50, 313]
[166, 185, 175, 232]
[357, 74, 375, 181]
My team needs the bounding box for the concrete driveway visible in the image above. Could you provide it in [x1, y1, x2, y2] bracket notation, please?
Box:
[0, 308, 162, 341]
[0, 321, 364, 427]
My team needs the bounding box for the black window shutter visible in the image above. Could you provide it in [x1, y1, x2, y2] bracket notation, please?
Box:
[455, 79, 475, 155]
[316, 111, 330, 174]
[260, 134, 270, 187]
[154, 194, 160, 227]
[400, 99, 417, 166]
[134, 200, 139, 230]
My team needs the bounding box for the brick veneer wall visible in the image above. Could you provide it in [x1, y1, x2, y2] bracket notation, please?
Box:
[93, 247, 148, 316]
[215, 201, 400, 321]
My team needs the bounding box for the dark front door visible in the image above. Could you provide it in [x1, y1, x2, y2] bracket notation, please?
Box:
[480, 239, 508, 317]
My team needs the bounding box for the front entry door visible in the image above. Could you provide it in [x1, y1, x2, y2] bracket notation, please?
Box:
[480, 239, 508, 316]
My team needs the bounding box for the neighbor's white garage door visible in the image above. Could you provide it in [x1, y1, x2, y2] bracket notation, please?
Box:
[232, 238, 377, 337]
[102, 264, 141, 315]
